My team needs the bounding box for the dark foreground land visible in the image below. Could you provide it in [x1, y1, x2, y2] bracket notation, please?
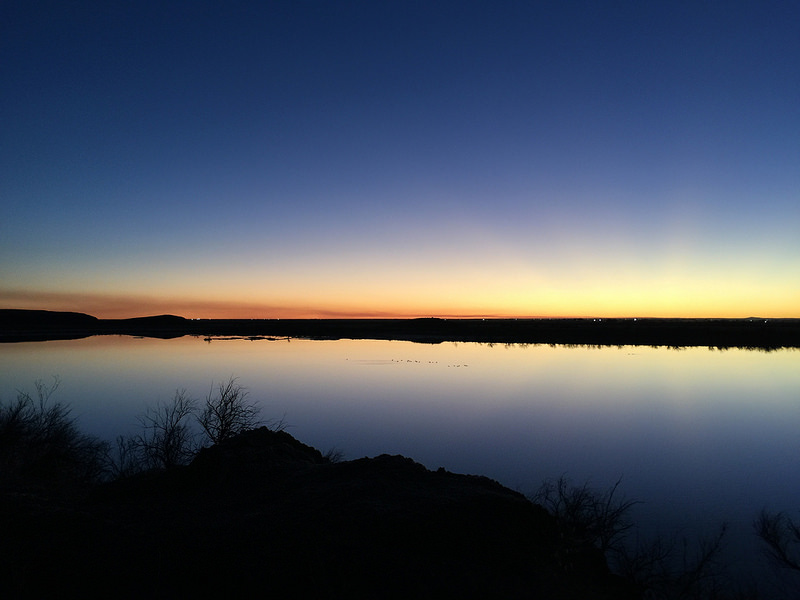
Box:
[2, 309, 799, 348]
[1, 427, 636, 599]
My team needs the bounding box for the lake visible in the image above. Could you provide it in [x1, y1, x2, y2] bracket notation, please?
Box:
[1, 335, 798, 594]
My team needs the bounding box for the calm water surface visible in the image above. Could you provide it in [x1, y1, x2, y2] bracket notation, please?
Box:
[1, 336, 798, 591]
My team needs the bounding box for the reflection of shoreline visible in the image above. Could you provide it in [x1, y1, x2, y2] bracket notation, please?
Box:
[1, 309, 799, 348]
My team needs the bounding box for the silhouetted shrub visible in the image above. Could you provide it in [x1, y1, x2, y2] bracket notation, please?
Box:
[323, 447, 345, 463]
[112, 377, 279, 475]
[532, 476, 736, 598]
[615, 523, 730, 599]
[755, 509, 800, 572]
[198, 376, 264, 444]
[108, 434, 145, 479]
[0, 377, 109, 486]
[132, 388, 198, 469]
[532, 476, 639, 556]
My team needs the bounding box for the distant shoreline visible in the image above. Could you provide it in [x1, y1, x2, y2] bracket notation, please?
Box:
[1, 309, 799, 348]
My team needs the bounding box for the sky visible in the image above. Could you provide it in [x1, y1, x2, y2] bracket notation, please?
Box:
[2, 1, 799, 319]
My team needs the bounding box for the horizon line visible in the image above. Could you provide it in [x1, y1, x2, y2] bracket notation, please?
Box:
[4, 308, 795, 322]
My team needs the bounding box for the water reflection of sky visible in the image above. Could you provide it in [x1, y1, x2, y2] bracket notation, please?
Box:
[1, 337, 798, 589]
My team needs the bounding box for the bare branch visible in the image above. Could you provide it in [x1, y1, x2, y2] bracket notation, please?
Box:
[0, 377, 109, 484]
[616, 524, 729, 599]
[198, 376, 263, 445]
[134, 389, 198, 469]
[531, 475, 640, 554]
[756, 510, 800, 572]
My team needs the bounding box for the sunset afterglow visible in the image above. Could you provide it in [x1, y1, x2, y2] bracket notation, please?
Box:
[2, 3, 798, 319]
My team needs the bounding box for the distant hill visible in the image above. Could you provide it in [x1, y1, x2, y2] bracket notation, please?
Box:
[0, 309, 99, 332]
[103, 314, 188, 329]
[0, 310, 189, 341]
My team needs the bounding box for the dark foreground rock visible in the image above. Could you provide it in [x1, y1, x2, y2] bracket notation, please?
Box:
[1, 428, 638, 599]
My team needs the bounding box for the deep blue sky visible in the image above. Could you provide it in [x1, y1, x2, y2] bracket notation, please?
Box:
[2, 1, 799, 317]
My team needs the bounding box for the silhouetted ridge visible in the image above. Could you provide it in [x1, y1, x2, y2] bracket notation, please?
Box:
[0, 309, 100, 341]
[0, 310, 194, 341]
[2, 309, 798, 347]
[0, 309, 98, 330]
[119, 314, 186, 325]
[105, 314, 189, 338]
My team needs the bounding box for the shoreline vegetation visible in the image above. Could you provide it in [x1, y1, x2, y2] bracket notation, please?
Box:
[4, 378, 797, 598]
[2, 309, 800, 348]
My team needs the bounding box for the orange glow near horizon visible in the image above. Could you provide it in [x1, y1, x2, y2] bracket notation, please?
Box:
[4, 3, 799, 332]
[2, 282, 798, 320]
